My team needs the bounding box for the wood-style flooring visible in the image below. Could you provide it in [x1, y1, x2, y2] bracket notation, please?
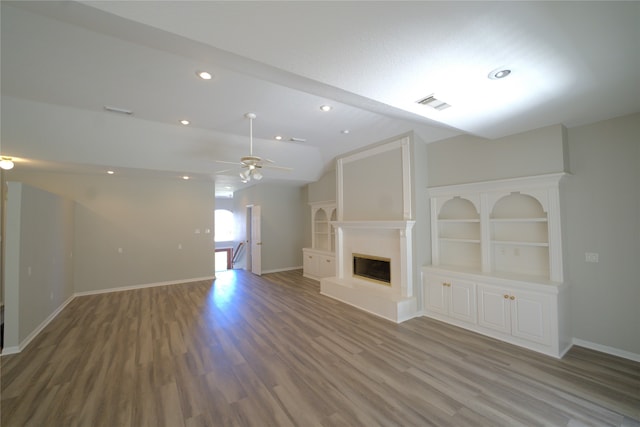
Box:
[2, 269, 639, 427]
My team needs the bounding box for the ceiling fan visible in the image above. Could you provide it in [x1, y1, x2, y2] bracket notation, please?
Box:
[217, 113, 292, 183]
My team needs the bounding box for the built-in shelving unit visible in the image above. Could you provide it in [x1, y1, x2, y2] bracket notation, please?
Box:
[424, 173, 570, 358]
[303, 202, 337, 280]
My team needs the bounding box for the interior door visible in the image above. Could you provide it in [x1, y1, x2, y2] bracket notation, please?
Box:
[250, 205, 262, 275]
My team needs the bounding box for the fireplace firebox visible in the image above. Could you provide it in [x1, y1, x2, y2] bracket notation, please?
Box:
[353, 253, 391, 286]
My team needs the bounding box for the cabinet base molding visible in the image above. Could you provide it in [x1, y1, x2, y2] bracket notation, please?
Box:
[321, 277, 419, 323]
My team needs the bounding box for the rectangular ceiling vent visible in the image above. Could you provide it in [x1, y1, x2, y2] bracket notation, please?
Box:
[289, 137, 307, 143]
[416, 95, 451, 111]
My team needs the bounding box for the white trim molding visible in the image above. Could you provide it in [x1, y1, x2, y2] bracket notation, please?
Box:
[572, 338, 640, 363]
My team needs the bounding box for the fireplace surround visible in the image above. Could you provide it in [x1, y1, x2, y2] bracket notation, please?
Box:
[320, 220, 417, 322]
[319, 135, 419, 323]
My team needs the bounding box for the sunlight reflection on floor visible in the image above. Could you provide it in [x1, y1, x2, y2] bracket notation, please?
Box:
[210, 270, 237, 310]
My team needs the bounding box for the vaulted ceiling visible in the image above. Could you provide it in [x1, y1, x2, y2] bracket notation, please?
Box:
[2, 1, 639, 196]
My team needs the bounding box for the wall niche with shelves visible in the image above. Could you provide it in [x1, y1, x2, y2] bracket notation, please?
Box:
[436, 196, 481, 270]
[303, 201, 336, 280]
[490, 192, 550, 279]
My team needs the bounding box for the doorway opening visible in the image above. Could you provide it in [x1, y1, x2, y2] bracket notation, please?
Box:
[215, 248, 232, 272]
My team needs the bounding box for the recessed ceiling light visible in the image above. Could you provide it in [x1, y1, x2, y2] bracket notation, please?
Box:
[320, 105, 332, 112]
[341, 129, 350, 134]
[107, 170, 115, 175]
[182, 175, 190, 180]
[180, 119, 190, 125]
[488, 68, 512, 80]
[196, 71, 213, 80]
[274, 135, 283, 141]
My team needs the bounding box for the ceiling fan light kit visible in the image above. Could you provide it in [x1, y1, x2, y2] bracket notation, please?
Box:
[0, 157, 15, 170]
[217, 112, 292, 183]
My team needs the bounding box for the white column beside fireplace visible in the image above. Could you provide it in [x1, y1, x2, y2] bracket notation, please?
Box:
[320, 220, 418, 322]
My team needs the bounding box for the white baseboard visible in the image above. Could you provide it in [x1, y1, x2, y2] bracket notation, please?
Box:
[1, 295, 74, 357]
[73, 275, 216, 297]
[261, 266, 303, 274]
[572, 338, 640, 362]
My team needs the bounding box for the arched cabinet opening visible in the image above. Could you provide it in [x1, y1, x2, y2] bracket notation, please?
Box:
[435, 196, 481, 270]
[490, 192, 550, 279]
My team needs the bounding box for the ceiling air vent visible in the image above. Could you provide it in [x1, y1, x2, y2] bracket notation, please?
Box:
[289, 137, 307, 143]
[416, 95, 451, 111]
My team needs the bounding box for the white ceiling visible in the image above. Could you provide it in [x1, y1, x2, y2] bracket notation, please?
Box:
[2, 1, 639, 196]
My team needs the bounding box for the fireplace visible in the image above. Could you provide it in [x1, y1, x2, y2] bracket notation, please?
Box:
[320, 220, 417, 323]
[353, 254, 391, 285]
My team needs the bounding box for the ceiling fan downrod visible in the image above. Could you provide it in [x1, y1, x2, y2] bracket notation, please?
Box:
[245, 112, 256, 156]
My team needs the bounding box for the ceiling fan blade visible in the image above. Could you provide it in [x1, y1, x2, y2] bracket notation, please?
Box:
[216, 168, 237, 175]
[262, 164, 293, 172]
[216, 160, 243, 166]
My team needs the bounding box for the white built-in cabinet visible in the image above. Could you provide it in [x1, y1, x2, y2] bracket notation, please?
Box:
[303, 202, 336, 280]
[423, 174, 570, 358]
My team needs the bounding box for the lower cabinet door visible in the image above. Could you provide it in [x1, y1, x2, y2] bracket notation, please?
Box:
[318, 255, 335, 278]
[448, 279, 476, 324]
[477, 284, 511, 334]
[303, 251, 319, 278]
[424, 275, 448, 315]
[510, 290, 552, 346]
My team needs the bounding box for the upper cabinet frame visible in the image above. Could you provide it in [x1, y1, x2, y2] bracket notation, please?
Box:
[428, 173, 567, 283]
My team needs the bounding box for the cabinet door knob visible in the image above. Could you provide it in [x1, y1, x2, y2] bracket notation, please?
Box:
[504, 294, 509, 299]
[510, 296, 515, 300]
[326, 259, 331, 263]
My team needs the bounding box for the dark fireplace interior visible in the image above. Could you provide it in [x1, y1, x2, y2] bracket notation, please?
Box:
[353, 254, 391, 285]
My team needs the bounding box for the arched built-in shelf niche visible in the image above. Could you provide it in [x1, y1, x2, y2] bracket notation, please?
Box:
[490, 192, 550, 279]
[436, 196, 481, 270]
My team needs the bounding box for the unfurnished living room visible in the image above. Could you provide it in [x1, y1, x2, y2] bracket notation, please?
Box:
[1, 2, 639, 426]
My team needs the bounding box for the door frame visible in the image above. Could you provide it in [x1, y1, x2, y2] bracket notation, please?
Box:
[246, 204, 262, 275]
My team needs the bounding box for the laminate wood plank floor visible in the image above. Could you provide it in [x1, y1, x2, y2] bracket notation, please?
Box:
[2, 269, 639, 427]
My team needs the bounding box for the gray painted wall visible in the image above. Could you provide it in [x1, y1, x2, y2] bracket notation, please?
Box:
[342, 146, 405, 221]
[233, 183, 308, 273]
[307, 170, 336, 204]
[563, 113, 640, 355]
[4, 182, 75, 349]
[7, 171, 215, 292]
[427, 124, 567, 187]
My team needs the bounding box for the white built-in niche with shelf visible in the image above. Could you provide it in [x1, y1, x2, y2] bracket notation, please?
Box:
[436, 196, 482, 270]
[430, 173, 565, 282]
[424, 173, 570, 358]
[490, 193, 550, 279]
[303, 202, 336, 280]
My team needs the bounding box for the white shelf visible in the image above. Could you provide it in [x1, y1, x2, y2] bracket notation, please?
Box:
[492, 240, 549, 247]
[438, 219, 481, 223]
[440, 238, 481, 244]
[490, 218, 547, 223]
